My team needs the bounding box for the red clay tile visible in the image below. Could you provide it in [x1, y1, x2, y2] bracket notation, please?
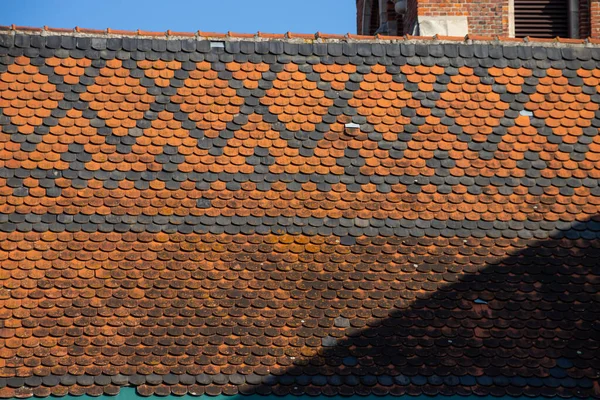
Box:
[0, 27, 598, 400]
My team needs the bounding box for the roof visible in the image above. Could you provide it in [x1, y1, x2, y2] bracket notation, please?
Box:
[0, 26, 599, 398]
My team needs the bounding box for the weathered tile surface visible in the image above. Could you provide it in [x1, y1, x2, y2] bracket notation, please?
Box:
[0, 29, 599, 397]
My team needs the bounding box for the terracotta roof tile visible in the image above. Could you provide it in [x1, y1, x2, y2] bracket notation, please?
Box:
[0, 27, 599, 398]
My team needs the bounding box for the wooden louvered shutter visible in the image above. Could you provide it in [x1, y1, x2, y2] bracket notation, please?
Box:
[514, 0, 569, 38]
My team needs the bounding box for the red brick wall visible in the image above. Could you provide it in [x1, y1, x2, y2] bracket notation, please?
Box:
[415, 0, 469, 18]
[592, 0, 600, 38]
[361, 0, 508, 36]
[467, 0, 510, 36]
[580, 0, 591, 37]
[411, 0, 508, 36]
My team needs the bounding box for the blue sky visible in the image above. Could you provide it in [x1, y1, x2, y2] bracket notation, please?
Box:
[2, 0, 357, 35]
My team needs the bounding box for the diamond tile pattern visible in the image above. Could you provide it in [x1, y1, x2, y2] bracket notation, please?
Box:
[0, 31, 599, 398]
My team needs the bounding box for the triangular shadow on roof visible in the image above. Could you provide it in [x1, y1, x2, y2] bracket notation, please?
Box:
[244, 218, 599, 397]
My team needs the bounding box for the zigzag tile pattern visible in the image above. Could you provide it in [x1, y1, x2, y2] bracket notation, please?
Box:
[0, 31, 599, 397]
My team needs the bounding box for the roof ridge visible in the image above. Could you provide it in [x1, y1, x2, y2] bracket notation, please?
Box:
[1, 24, 599, 47]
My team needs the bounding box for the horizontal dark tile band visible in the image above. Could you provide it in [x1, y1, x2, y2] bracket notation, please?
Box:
[3, 34, 600, 60]
[0, 212, 596, 239]
[0, 372, 594, 389]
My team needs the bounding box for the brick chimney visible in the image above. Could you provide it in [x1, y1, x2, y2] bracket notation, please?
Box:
[357, 0, 600, 38]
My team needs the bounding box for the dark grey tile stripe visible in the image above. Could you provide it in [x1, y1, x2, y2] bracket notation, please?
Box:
[61, 53, 199, 191]
[0, 372, 593, 391]
[185, 49, 375, 194]
[0, 50, 206, 195]
[557, 69, 600, 163]
[0, 212, 597, 239]
[0, 58, 108, 197]
[0, 55, 104, 152]
[342, 61, 453, 194]
[151, 48, 289, 193]
[2, 164, 598, 202]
